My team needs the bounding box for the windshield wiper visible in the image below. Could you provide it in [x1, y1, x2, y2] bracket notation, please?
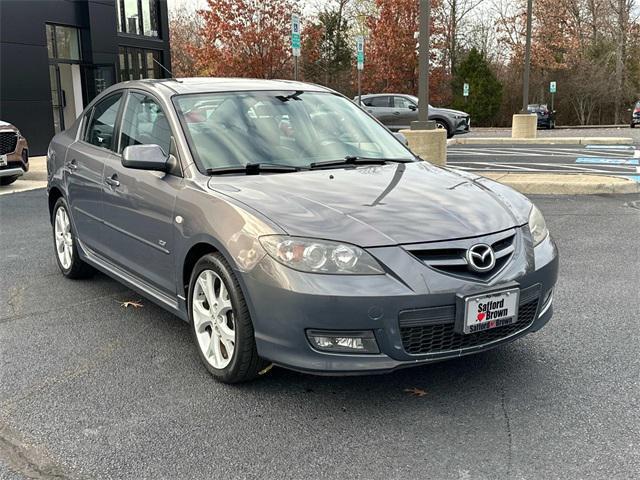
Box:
[206, 163, 304, 176]
[309, 156, 413, 169]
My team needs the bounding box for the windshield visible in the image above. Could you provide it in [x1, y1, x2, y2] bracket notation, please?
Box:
[173, 91, 415, 171]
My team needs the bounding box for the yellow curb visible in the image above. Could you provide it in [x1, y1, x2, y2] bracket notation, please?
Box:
[449, 137, 634, 146]
[479, 173, 640, 195]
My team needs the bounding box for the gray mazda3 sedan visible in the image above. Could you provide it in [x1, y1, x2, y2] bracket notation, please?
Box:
[47, 78, 558, 383]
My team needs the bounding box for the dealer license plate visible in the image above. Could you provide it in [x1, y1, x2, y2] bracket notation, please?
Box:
[0, 155, 7, 167]
[463, 288, 519, 334]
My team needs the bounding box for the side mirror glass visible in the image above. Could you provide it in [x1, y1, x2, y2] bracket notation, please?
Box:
[122, 144, 168, 172]
[393, 132, 409, 146]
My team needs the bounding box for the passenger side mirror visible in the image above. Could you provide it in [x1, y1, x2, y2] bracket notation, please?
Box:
[393, 132, 409, 146]
[122, 144, 169, 172]
[408, 104, 417, 111]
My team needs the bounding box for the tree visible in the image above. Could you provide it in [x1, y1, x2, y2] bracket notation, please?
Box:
[169, 6, 205, 77]
[302, 1, 353, 92]
[451, 48, 503, 125]
[362, 0, 447, 103]
[191, 0, 297, 79]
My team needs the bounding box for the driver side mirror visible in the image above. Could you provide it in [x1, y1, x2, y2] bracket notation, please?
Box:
[122, 144, 169, 172]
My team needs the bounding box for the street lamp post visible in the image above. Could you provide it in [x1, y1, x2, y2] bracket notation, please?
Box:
[411, 0, 435, 130]
[521, 0, 533, 113]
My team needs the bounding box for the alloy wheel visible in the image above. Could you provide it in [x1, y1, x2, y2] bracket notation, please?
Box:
[192, 270, 236, 369]
[54, 206, 73, 270]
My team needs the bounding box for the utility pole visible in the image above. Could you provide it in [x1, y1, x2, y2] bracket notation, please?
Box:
[521, 0, 533, 113]
[411, 0, 435, 130]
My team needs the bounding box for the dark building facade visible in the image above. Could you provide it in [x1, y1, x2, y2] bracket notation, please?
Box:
[0, 0, 172, 155]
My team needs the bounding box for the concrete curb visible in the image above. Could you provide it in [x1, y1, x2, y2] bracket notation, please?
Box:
[448, 137, 635, 146]
[478, 172, 640, 195]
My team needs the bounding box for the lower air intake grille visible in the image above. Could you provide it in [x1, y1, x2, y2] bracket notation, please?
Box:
[399, 286, 540, 356]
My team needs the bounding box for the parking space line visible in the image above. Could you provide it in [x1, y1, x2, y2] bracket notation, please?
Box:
[584, 145, 635, 150]
[576, 158, 639, 165]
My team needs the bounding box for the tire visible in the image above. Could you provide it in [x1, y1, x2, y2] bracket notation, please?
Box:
[0, 175, 19, 186]
[631, 123, 635, 129]
[188, 253, 267, 383]
[435, 120, 453, 139]
[52, 197, 94, 279]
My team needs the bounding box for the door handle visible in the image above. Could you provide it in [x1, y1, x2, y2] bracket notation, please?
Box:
[105, 174, 120, 188]
[65, 159, 78, 171]
[393, 111, 401, 115]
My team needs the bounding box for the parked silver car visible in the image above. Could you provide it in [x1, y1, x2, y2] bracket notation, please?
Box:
[47, 78, 557, 383]
[355, 93, 470, 138]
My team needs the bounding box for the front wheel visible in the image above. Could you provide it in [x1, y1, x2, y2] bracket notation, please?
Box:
[0, 175, 19, 186]
[435, 120, 453, 139]
[52, 197, 94, 279]
[188, 253, 267, 383]
[631, 123, 635, 129]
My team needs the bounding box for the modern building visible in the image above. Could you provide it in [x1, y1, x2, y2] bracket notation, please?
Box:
[0, 0, 172, 155]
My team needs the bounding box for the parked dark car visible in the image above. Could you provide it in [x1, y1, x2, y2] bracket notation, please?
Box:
[630, 101, 640, 128]
[355, 94, 470, 138]
[47, 78, 558, 383]
[0, 120, 29, 186]
[527, 104, 556, 129]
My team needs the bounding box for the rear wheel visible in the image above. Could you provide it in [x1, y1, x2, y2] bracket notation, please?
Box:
[188, 253, 266, 383]
[631, 123, 635, 129]
[0, 175, 19, 186]
[52, 197, 94, 279]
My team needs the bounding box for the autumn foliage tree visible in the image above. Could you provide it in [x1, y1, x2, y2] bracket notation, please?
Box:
[190, 0, 296, 79]
[362, 0, 448, 104]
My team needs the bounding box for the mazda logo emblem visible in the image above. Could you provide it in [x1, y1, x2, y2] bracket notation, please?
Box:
[466, 244, 496, 273]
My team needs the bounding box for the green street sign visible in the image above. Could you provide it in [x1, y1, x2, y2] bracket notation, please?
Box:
[463, 83, 469, 97]
[356, 36, 364, 70]
[550, 81, 557, 93]
[291, 14, 301, 55]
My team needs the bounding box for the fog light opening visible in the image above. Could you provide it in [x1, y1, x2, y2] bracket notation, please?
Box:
[307, 330, 380, 354]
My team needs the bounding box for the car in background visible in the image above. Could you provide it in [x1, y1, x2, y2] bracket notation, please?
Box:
[355, 94, 470, 138]
[527, 104, 556, 129]
[0, 120, 29, 186]
[629, 101, 640, 128]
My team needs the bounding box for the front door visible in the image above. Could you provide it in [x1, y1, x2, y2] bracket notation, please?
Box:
[100, 91, 180, 296]
[67, 92, 124, 252]
[392, 96, 418, 130]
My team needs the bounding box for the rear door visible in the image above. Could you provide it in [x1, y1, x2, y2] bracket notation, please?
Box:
[100, 90, 182, 296]
[66, 92, 123, 253]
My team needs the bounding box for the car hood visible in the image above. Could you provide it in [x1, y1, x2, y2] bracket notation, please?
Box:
[431, 107, 468, 117]
[208, 162, 530, 247]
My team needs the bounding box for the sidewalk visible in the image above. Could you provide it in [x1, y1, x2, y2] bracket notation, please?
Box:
[0, 156, 47, 195]
[449, 137, 634, 146]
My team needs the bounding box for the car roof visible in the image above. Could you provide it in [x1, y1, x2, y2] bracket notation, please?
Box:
[121, 77, 333, 95]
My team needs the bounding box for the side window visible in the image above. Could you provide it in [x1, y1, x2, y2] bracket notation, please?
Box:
[368, 96, 391, 108]
[394, 96, 415, 109]
[120, 92, 171, 155]
[84, 93, 123, 150]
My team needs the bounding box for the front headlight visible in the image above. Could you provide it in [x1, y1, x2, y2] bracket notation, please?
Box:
[259, 235, 384, 275]
[528, 204, 549, 247]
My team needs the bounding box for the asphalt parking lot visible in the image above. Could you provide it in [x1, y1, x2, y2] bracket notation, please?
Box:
[448, 144, 640, 179]
[1, 189, 640, 480]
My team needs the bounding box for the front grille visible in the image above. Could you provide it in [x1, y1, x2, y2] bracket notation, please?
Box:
[406, 229, 517, 282]
[0, 132, 18, 155]
[399, 285, 540, 356]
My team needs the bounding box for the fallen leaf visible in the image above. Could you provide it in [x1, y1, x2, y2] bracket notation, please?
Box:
[119, 300, 144, 309]
[258, 363, 273, 376]
[404, 387, 427, 397]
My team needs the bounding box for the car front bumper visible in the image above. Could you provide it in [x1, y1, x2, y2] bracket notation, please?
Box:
[239, 229, 559, 375]
[0, 131, 29, 178]
[453, 117, 470, 135]
[631, 116, 640, 125]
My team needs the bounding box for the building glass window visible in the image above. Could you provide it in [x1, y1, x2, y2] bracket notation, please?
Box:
[46, 24, 81, 61]
[118, 47, 162, 81]
[117, 0, 160, 38]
